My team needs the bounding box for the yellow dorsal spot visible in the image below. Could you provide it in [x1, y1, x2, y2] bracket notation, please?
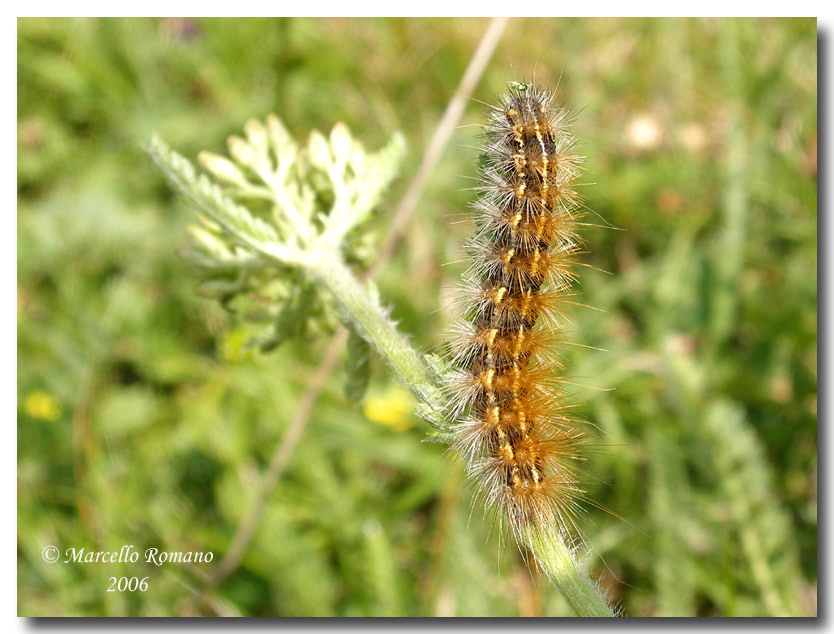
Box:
[503, 248, 515, 266]
[513, 326, 525, 357]
[499, 441, 514, 463]
[518, 406, 527, 434]
[512, 211, 523, 229]
[511, 361, 521, 392]
[529, 248, 542, 278]
[487, 405, 500, 425]
[536, 129, 550, 222]
[531, 466, 541, 484]
[485, 328, 498, 347]
[494, 286, 507, 305]
[516, 182, 526, 197]
[508, 108, 518, 118]
[483, 367, 495, 390]
[534, 127, 545, 151]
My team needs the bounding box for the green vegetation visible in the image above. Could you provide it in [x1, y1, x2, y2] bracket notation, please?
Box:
[18, 17, 816, 616]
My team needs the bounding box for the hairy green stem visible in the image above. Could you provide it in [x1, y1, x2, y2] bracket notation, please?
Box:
[523, 524, 616, 617]
[307, 253, 439, 409]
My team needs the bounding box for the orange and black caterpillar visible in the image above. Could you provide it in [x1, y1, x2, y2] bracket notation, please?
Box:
[448, 82, 587, 538]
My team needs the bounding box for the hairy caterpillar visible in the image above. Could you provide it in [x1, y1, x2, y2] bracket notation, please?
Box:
[447, 81, 587, 540]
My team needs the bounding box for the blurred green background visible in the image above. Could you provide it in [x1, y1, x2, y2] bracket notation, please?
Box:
[17, 17, 816, 616]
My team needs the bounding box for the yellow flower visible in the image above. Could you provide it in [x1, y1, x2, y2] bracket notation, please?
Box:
[363, 386, 414, 431]
[23, 390, 62, 422]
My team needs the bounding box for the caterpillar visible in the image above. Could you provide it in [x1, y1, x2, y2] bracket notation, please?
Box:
[447, 81, 587, 540]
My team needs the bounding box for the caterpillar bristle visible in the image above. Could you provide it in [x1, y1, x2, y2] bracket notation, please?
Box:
[445, 81, 589, 541]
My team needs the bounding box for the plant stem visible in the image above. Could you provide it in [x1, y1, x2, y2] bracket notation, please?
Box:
[523, 524, 617, 617]
[307, 253, 440, 409]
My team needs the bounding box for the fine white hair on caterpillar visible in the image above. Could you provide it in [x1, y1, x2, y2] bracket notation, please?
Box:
[446, 81, 589, 541]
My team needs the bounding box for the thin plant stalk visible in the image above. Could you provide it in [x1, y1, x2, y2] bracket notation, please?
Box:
[523, 525, 616, 617]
